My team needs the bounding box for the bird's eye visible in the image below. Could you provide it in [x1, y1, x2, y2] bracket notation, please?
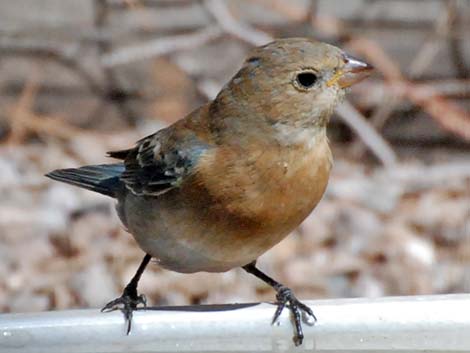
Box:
[296, 72, 318, 89]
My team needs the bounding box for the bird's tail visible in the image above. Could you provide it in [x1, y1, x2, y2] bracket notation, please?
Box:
[45, 164, 125, 198]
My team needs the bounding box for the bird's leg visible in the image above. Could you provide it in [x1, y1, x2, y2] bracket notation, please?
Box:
[242, 261, 316, 346]
[101, 253, 152, 334]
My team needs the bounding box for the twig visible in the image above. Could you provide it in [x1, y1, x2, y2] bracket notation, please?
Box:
[336, 102, 398, 167]
[349, 37, 470, 142]
[5, 77, 39, 143]
[385, 80, 470, 100]
[4, 77, 87, 143]
[101, 26, 222, 67]
[386, 161, 470, 189]
[94, 0, 139, 126]
[203, 0, 272, 46]
[106, 0, 198, 8]
[12, 113, 88, 141]
[446, 0, 469, 78]
[355, 80, 470, 107]
[400, 82, 470, 141]
[0, 37, 104, 96]
[365, 0, 453, 133]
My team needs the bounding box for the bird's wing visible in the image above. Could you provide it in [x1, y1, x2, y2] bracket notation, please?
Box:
[108, 127, 209, 197]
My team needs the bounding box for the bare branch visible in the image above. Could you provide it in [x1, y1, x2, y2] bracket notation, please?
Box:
[203, 0, 272, 46]
[336, 102, 398, 167]
[94, 0, 139, 125]
[0, 37, 104, 96]
[402, 82, 470, 141]
[106, 0, 198, 8]
[101, 26, 222, 67]
[446, 0, 470, 78]
[349, 37, 470, 142]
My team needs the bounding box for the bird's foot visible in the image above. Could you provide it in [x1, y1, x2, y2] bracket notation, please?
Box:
[101, 285, 147, 334]
[272, 286, 317, 346]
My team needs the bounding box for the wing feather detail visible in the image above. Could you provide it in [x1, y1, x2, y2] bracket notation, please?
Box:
[107, 128, 209, 197]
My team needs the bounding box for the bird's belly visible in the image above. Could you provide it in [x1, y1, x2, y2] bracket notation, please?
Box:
[121, 191, 290, 273]
[119, 142, 332, 273]
[118, 200, 240, 272]
[121, 188, 329, 273]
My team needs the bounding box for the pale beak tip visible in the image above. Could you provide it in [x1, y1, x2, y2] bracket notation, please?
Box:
[333, 53, 374, 88]
[343, 53, 374, 73]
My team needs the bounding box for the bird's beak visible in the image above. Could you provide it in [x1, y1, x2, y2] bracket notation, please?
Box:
[326, 54, 374, 88]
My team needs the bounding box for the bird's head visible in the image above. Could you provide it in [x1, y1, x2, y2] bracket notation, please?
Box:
[211, 38, 373, 146]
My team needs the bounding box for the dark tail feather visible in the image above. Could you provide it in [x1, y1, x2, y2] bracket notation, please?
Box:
[45, 164, 125, 198]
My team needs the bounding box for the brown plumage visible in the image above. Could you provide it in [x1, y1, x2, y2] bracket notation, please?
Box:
[46, 38, 372, 346]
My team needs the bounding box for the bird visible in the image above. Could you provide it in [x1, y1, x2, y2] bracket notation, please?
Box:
[46, 37, 372, 346]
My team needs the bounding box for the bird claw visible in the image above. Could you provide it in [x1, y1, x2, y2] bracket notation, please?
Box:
[101, 289, 147, 334]
[272, 286, 317, 346]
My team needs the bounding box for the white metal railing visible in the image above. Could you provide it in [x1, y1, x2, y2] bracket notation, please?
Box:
[1, 294, 469, 353]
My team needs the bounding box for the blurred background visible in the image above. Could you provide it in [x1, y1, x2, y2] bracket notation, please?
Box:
[0, 0, 469, 313]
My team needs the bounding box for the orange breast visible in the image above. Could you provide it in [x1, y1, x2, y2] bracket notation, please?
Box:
[126, 132, 333, 271]
[192, 133, 332, 240]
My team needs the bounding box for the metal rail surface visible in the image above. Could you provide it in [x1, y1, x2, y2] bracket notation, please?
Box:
[0, 294, 469, 353]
